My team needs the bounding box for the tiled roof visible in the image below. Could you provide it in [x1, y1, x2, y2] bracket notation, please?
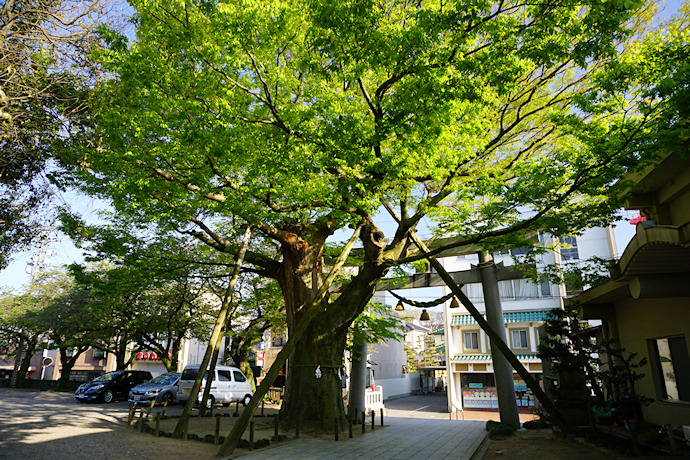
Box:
[451, 310, 552, 326]
[431, 327, 444, 335]
[435, 344, 446, 355]
[451, 353, 540, 362]
[405, 321, 431, 332]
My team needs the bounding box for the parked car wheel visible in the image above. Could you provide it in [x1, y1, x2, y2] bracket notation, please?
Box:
[242, 395, 251, 407]
[161, 392, 173, 403]
[205, 395, 215, 409]
[102, 390, 114, 403]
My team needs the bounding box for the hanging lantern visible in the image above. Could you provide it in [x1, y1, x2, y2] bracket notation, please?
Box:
[449, 297, 460, 308]
[420, 309, 430, 321]
[395, 300, 404, 311]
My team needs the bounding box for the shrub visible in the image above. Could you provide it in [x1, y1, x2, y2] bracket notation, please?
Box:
[488, 424, 515, 439]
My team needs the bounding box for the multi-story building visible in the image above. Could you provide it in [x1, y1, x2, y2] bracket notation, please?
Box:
[438, 226, 619, 414]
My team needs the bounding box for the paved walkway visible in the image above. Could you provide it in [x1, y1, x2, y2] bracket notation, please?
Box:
[232, 415, 486, 459]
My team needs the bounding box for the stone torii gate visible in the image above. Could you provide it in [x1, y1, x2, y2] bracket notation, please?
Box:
[376, 252, 528, 428]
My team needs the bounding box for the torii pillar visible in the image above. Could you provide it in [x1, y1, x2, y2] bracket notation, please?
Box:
[478, 251, 520, 429]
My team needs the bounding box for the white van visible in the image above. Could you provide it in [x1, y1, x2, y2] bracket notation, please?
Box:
[176, 365, 253, 408]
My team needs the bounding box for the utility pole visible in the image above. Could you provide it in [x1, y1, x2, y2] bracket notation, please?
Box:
[25, 227, 56, 282]
[11, 227, 56, 388]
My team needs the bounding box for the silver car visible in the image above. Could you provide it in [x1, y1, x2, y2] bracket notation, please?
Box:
[128, 372, 181, 404]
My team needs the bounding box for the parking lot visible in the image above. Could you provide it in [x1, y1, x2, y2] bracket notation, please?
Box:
[0, 388, 219, 459]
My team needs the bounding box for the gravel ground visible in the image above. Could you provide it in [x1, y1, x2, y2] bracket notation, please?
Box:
[5, 389, 583, 460]
[0, 388, 218, 460]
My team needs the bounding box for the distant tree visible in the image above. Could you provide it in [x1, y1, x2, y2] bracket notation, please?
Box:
[224, 274, 285, 391]
[0, 268, 93, 388]
[35, 271, 102, 390]
[0, 290, 43, 387]
[69, 249, 219, 372]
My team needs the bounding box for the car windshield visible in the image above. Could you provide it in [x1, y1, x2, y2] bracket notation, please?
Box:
[180, 369, 213, 381]
[92, 373, 120, 382]
[149, 373, 180, 385]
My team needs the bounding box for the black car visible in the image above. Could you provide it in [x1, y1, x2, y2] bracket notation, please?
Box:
[75, 370, 153, 403]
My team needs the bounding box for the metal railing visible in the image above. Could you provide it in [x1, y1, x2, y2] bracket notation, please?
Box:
[449, 401, 465, 420]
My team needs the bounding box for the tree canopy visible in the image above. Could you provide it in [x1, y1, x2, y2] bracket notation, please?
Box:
[0, 0, 107, 268]
[61, 0, 683, 429]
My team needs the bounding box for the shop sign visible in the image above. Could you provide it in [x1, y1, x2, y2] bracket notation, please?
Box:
[135, 351, 166, 361]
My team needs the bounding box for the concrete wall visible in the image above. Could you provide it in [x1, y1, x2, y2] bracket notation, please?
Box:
[379, 373, 421, 401]
[613, 296, 690, 427]
[369, 336, 406, 381]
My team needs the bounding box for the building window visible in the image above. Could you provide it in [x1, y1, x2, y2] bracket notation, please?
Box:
[649, 335, 690, 402]
[93, 348, 106, 359]
[464, 331, 479, 351]
[540, 279, 552, 297]
[511, 330, 529, 349]
[560, 236, 579, 260]
[272, 336, 286, 347]
[462, 284, 484, 303]
[65, 347, 76, 358]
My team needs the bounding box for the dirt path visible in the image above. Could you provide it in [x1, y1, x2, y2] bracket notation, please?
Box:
[481, 428, 613, 460]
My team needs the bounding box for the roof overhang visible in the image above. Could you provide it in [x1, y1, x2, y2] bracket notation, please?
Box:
[570, 221, 690, 317]
[622, 152, 690, 211]
[616, 222, 690, 278]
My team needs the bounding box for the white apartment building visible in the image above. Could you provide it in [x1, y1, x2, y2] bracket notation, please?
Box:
[439, 226, 618, 414]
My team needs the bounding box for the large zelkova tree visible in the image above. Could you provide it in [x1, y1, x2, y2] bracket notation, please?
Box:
[0, 0, 108, 268]
[63, 0, 673, 426]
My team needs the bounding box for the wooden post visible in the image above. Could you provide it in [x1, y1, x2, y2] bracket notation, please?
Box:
[138, 409, 144, 432]
[667, 425, 679, 455]
[162, 401, 168, 417]
[348, 413, 353, 438]
[362, 411, 365, 434]
[371, 411, 375, 430]
[215, 417, 220, 445]
[128, 403, 137, 425]
[146, 400, 155, 417]
[261, 400, 264, 416]
[334, 417, 339, 441]
[274, 416, 279, 443]
[235, 400, 239, 416]
[249, 421, 254, 450]
[155, 413, 161, 437]
[380, 408, 384, 426]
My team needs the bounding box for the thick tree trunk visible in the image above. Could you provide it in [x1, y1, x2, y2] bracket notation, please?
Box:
[276, 225, 387, 424]
[114, 333, 129, 370]
[14, 337, 37, 388]
[277, 232, 345, 424]
[57, 349, 78, 391]
[280, 321, 348, 424]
